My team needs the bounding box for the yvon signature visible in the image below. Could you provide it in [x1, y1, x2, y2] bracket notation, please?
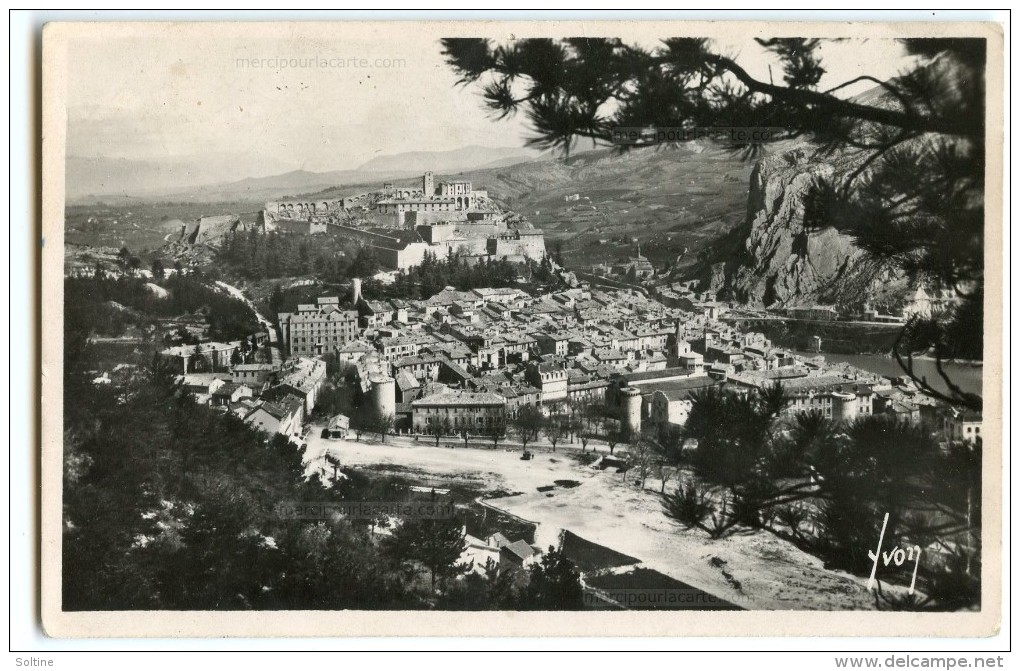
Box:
[866, 512, 922, 594]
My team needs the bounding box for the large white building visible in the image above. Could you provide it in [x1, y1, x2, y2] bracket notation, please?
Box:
[278, 296, 359, 357]
[942, 407, 983, 445]
[411, 389, 507, 434]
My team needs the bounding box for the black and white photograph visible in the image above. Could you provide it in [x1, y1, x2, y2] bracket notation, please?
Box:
[36, 17, 1004, 641]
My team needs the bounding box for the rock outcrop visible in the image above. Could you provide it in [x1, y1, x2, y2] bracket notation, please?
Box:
[718, 147, 907, 311]
[185, 215, 244, 246]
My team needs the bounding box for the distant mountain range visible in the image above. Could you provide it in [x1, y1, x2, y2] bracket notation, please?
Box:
[354, 145, 543, 174]
[69, 136, 901, 311]
[67, 81, 919, 312]
[66, 145, 545, 205]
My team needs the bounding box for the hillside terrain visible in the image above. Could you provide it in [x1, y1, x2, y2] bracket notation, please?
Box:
[303, 142, 760, 274]
[65, 135, 919, 315]
[712, 146, 910, 311]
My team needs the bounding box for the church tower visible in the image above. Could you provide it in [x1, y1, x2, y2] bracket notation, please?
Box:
[667, 320, 690, 367]
[423, 171, 435, 198]
[672, 320, 691, 359]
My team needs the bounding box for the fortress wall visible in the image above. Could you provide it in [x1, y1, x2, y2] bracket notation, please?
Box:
[451, 238, 489, 256]
[394, 242, 433, 270]
[492, 234, 546, 261]
[331, 225, 404, 248]
[404, 210, 469, 227]
[456, 223, 499, 238]
[265, 199, 345, 217]
[518, 233, 547, 260]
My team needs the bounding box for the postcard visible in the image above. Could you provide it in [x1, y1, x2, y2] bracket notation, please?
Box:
[40, 19, 1003, 637]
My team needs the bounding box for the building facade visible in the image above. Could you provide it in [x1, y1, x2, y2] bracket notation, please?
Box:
[411, 390, 507, 433]
[278, 296, 360, 357]
[942, 407, 983, 445]
[525, 363, 569, 405]
[650, 390, 695, 428]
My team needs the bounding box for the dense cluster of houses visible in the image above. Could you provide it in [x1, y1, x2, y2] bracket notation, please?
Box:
[269, 283, 981, 446]
[281, 285, 709, 433]
[145, 273, 981, 449]
[174, 356, 327, 439]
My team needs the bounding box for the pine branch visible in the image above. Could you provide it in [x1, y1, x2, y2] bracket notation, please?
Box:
[696, 53, 979, 138]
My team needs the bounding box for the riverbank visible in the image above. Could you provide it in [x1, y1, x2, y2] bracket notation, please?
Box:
[750, 319, 901, 355]
[794, 351, 983, 397]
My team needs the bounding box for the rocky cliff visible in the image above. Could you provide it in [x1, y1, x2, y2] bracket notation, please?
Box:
[716, 146, 907, 311]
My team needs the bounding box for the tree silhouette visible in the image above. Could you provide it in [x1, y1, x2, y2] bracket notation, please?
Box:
[662, 478, 736, 540]
[384, 500, 465, 592]
[488, 418, 507, 449]
[659, 377, 980, 608]
[519, 546, 584, 610]
[567, 414, 584, 446]
[372, 411, 395, 443]
[431, 415, 453, 447]
[441, 37, 981, 153]
[324, 453, 342, 484]
[543, 413, 567, 452]
[350, 411, 370, 440]
[604, 421, 623, 455]
[511, 405, 544, 452]
[64, 274, 458, 610]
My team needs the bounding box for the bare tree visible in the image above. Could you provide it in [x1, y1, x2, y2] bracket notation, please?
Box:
[604, 419, 622, 455]
[373, 412, 395, 443]
[544, 414, 568, 453]
[432, 415, 452, 447]
[489, 418, 507, 449]
[511, 405, 545, 453]
[631, 429, 659, 489]
[568, 414, 584, 445]
[350, 411, 369, 441]
[657, 461, 677, 495]
[579, 430, 593, 453]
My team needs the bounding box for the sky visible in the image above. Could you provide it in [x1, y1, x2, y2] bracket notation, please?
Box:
[64, 24, 918, 185]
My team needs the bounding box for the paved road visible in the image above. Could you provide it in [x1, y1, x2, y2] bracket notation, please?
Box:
[217, 280, 284, 365]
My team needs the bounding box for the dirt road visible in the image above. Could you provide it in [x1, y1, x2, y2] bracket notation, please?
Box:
[217, 279, 283, 365]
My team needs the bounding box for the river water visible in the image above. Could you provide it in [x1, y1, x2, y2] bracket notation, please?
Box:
[792, 351, 984, 397]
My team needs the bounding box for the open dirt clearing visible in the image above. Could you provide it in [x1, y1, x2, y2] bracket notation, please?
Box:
[304, 433, 905, 610]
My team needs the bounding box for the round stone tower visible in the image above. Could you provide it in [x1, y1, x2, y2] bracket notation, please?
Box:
[830, 390, 858, 424]
[620, 386, 643, 436]
[351, 277, 362, 305]
[370, 374, 396, 418]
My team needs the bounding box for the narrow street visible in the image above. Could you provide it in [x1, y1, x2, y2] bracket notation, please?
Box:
[217, 279, 284, 365]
